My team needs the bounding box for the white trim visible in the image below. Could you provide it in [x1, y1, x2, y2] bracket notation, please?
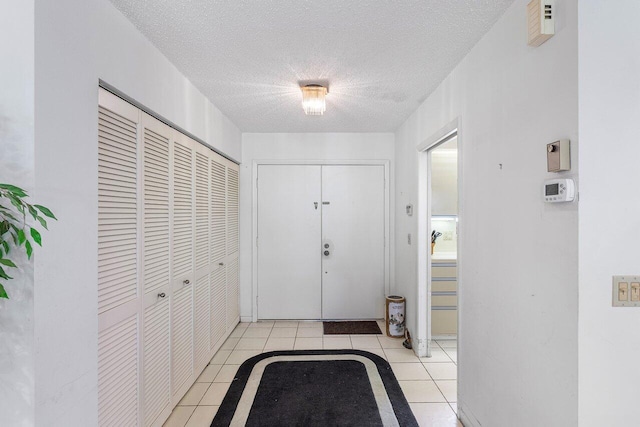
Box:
[251, 159, 391, 322]
[416, 119, 459, 153]
[415, 118, 462, 360]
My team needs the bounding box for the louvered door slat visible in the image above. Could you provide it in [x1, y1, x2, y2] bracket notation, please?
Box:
[173, 141, 193, 279]
[143, 299, 171, 427]
[172, 285, 193, 394]
[98, 106, 137, 315]
[194, 273, 210, 368]
[226, 258, 239, 328]
[143, 128, 170, 294]
[210, 266, 226, 348]
[98, 314, 138, 427]
[195, 152, 209, 271]
[226, 167, 239, 255]
[210, 159, 226, 263]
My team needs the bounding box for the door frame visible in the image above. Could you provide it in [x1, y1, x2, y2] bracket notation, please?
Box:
[415, 118, 463, 358]
[251, 160, 391, 322]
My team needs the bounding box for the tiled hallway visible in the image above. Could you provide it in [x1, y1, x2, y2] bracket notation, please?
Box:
[163, 321, 461, 427]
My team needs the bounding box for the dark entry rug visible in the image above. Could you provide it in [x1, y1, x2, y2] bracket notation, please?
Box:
[323, 320, 382, 335]
[211, 350, 418, 427]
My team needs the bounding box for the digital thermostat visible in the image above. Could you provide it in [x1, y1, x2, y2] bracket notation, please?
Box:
[544, 178, 575, 203]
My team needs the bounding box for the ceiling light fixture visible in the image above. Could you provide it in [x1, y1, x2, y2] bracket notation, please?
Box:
[301, 84, 327, 116]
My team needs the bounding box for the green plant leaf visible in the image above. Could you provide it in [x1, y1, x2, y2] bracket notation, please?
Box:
[1, 241, 8, 254]
[17, 229, 26, 245]
[0, 284, 8, 299]
[25, 240, 33, 259]
[34, 205, 56, 220]
[28, 205, 38, 221]
[0, 207, 19, 221]
[30, 228, 42, 246]
[36, 216, 48, 230]
[0, 259, 17, 268]
[0, 184, 27, 197]
[8, 197, 25, 214]
[0, 267, 12, 280]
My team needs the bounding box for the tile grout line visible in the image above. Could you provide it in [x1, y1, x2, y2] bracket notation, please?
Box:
[172, 323, 455, 426]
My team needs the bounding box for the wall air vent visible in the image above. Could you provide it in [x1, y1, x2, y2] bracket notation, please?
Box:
[527, 0, 555, 47]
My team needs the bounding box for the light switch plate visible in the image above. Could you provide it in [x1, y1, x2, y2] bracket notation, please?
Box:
[612, 276, 640, 307]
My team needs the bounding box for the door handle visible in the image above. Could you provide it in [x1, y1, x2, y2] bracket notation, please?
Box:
[314, 202, 318, 210]
[324, 250, 330, 256]
[158, 292, 166, 299]
[183, 279, 190, 285]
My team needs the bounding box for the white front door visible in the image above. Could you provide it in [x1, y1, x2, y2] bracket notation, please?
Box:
[257, 164, 385, 320]
[257, 165, 322, 319]
[321, 166, 385, 319]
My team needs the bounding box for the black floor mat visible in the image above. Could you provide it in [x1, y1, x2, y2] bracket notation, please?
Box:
[211, 350, 418, 427]
[323, 321, 382, 335]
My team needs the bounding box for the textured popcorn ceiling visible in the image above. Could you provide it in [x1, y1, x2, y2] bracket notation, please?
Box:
[109, 0, 515, 132]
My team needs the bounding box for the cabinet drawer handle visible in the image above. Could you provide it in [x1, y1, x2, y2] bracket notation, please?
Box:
[157, 293, 166, 298]
[183, 279, 190, 285]
[219, 262, 225, 266]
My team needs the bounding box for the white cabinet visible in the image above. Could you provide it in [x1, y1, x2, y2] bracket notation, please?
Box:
[97, 88, 239, 427]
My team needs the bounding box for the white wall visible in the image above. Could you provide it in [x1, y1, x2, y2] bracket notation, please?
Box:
[32, 0, 241, 424]
[578, 2, 640, 425]
[431, 138, 458, 216]
[394, 0, 578, 425]
[240, 133, 395, 320]
[0, 1, 35, 425]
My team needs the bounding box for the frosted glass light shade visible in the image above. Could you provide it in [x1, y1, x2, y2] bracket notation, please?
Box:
[301, 85, 327, 115]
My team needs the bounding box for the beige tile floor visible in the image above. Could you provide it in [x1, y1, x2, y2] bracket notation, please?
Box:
[163, 321, 461, 427]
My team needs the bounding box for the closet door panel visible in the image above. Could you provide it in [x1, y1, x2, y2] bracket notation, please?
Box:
[172, 135, 195, 285]
[97, 89, 140, 427]
[225, 162, 239, 327]
[226, 165, 239, 256]
[139, 113, 173, 425]
[210, 157, 226, 264]
[98, 314, 139, 427]
[170, 133, 195, 397]
[210, 264, 227, 348]
[195, 150, 210, 276]
[194, 273, 210, 368]
[226, 257, 239, 328]
[142, 298, 170, 427]
[97, 105, 138, 315]
[171, 284, 193, 394]
[142, 116, 171, 297]
[194, 146, 211, 369]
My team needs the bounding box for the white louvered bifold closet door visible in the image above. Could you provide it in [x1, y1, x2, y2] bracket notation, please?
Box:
[97, 90, 140, 427]
[210, 156, 227, 347]
[225, 164, 240, 328]
[97, 88, 240, 427]
[140, 112, 172, 427]
[171, 133, 195, 399]
[194, 144, 211, 371]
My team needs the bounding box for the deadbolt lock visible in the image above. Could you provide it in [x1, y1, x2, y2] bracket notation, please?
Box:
[324, 244, 329, 249]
